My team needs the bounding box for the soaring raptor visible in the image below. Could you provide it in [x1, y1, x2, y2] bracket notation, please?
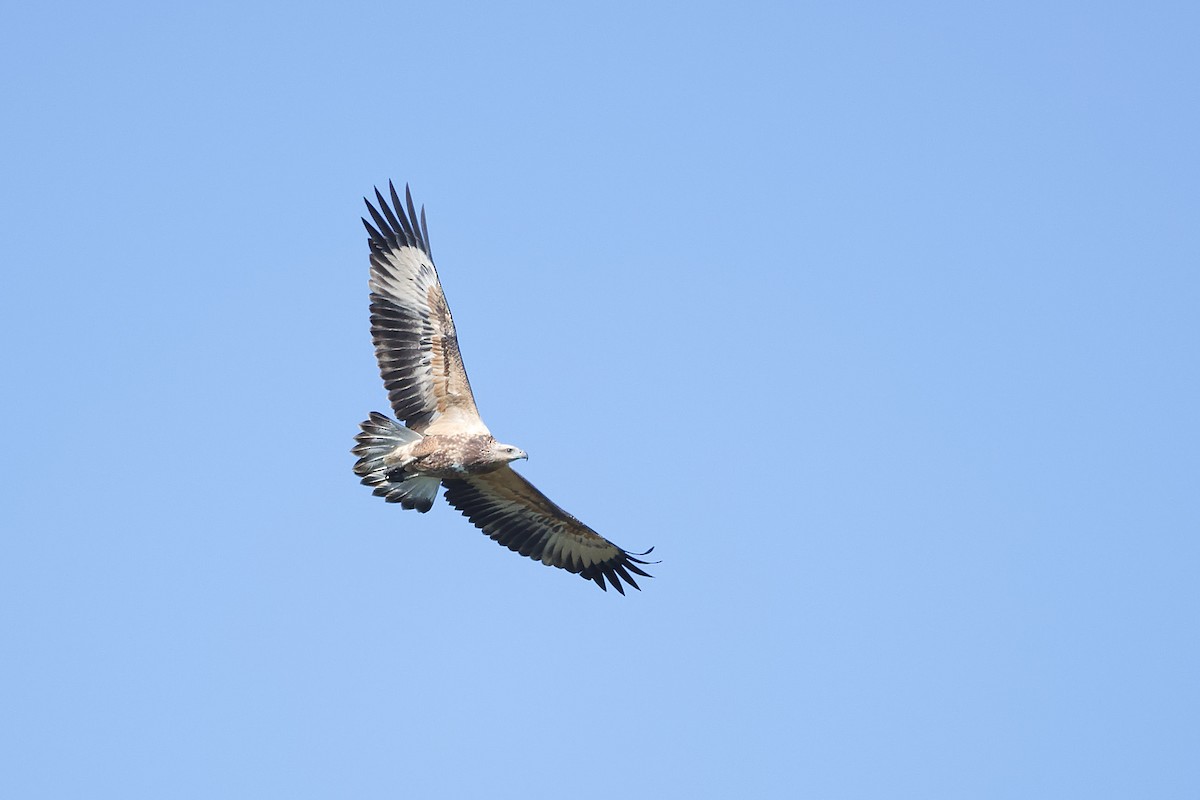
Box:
[352, 183, 654, 593]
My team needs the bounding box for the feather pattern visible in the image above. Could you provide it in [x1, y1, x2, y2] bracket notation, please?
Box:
[363, 183, 487, 435]
[442, 467, 655, 594]
[356, 182, 656, 593]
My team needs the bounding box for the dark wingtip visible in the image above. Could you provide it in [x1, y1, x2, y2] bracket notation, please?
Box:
[614, 564, 641, 592]
[404, 184, 424, 252]
[363, 181, 431, 257]
[419, 204, 431, 258]
[361, 216, 388, 249]
[605, 568, 626, 595]
[626, 545, 661, 565]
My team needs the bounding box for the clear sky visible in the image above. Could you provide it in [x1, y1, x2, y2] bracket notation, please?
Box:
[2, 2, 1197, 797]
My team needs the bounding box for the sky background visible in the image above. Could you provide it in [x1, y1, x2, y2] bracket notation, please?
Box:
[2, 1, 1198, 797]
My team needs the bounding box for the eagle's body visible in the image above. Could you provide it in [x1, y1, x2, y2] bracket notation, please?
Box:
[351, 183, 654, 593]
[383, 430, 520, 479]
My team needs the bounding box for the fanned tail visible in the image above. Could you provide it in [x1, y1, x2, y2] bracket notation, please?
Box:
[351, 412, 440, 513]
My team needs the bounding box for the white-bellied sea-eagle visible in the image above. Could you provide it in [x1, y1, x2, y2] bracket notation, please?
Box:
[352, 183, 655, 593]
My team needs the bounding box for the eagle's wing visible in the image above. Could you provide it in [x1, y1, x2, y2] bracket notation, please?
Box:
[363, 183, 487, 435]
[442, 467, 655, 594]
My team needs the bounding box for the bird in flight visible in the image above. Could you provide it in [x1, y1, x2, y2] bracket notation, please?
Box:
[352, 182, 655, 593]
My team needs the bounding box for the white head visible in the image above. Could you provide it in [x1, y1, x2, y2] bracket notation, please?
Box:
[491, 441, 528, 463]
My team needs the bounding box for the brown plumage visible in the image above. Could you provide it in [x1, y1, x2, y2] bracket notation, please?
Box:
[351, 183, 655, 594]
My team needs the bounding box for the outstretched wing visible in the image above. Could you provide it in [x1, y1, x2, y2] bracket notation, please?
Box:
[363, 182, 487, 435]
[442, 467, 655, 594]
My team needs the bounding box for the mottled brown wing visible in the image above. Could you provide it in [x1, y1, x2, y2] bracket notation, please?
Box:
[362, 182, 488, 435]
[442, 467, 655, 594]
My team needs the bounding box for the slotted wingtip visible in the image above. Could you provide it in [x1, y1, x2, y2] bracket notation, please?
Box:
[362, 180, 432, 257]
[627, 545, 660, 565]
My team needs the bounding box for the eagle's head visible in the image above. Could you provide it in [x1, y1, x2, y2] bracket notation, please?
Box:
[492, 441, 529, 463]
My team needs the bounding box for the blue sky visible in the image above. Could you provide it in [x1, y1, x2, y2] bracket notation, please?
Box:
[2, 1, 1197, 797]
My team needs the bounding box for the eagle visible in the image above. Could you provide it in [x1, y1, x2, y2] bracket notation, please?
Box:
[351, 182, 655, 593]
